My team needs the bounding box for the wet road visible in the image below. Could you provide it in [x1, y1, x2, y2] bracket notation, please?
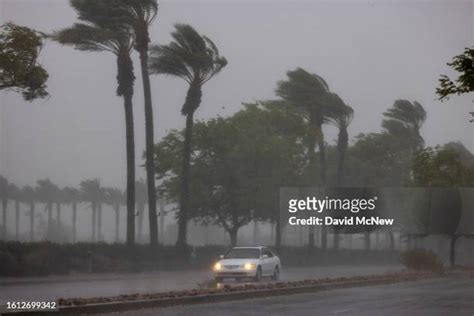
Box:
[0, 265, 401, 304]
[121, 277, 474, 316]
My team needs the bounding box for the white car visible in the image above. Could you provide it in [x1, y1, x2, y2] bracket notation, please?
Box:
[213, 246, 281, 282]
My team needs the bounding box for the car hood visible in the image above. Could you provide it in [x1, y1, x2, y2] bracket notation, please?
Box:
[219, 258, 259, 265]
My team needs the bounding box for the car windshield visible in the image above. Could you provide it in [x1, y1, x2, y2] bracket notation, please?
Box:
[224, 248, 260, 259]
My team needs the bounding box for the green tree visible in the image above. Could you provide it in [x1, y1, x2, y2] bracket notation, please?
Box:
[412, 145, 474, 267]
[436, 47, 474, 122]
[149, 24, 227, 250]
[0, 23, 48, 100]
[154, 103, 307, 247]
[54, 0, 137, 246]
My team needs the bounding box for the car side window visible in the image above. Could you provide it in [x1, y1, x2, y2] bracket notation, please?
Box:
[262, 248, 273, 258]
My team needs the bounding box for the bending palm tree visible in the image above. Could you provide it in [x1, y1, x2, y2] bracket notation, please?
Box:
[324, 93, 354, 186]
[276, 68, 331, 249]
[118, 0, 159, 247]
[54, 0, 136, 245]
[382, 100, 426, 148]
[149, 24, 227, 250]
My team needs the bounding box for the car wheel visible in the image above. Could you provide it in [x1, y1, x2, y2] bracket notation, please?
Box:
[272, 266, 280, 281]
[254, 266, 262, 282]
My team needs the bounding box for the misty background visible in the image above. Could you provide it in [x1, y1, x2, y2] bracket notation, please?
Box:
[1, 0, 472, 189]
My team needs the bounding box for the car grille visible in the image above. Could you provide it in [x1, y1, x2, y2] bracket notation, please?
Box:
[223, 265, 240, 269]
[217, 272, 247, 276]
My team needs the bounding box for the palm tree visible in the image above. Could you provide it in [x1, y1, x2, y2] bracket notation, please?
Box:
[135, 178, 147, 243]
[382, 100, 426, 148]
[21, 186, 36, 241]
[36, 179, 58, 240]
[276, 68, 332, 249]
[149, 24, 227, 250]
[97, 187, 106, 241]
[8, 184, 21, 241]
[54, 187, 65, 239]
[105, 187, 124, 242]
[54, 0, 137, 246]
[382, 100, 426, 250]
[63, 187, 81, 242]
[0, 175, 8, 239]
[325, 94, 354, 186]
[80, 179, 102, 241]
[118, 0, 159, 247]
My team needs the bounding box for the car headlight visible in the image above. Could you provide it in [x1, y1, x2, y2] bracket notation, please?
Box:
[244, 263, 256, 270]
[213, 262, 222, 271]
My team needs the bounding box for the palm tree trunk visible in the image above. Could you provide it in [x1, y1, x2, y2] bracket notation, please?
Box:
[138, 48, 158, 248]
[159, 201, 165, 244]
[15, 200, 20, 241]
[274, 219, 281, 249]
[115, 204, 120, 242]
[56, 202, 61, 238]
[91, 202, 96, 242]
[137, 204, 144, 243]
[177, 112, 194, 250]
[364, 231, 371, 251]
[387, 230, 395, 250]
[252, 219, 258, 245]
[319, 138, 327, 185]
[308, 226, 315, 247]
[317, 122, 328, 251]
[336, 127, 348, 186]
[307, 137, 316, 248]
[47, 202, 52, 240]
[124, 92, 136, 246]
[1, 198, 6, 239]
[333, 229, 340, 250]
[29, 202, 35, 241]
[97, 203, 102, 241]
[72, 202, 77, 243]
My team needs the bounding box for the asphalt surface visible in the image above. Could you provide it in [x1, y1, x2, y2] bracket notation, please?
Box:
[0, 265, 401, 304]
[118, 276, 474, 316]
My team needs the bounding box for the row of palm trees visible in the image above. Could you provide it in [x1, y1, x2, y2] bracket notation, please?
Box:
[53, 0, 226, 251]
[0, 175, 156, 243]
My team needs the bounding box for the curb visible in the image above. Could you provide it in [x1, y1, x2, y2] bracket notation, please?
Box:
[2, 275, 439, 315]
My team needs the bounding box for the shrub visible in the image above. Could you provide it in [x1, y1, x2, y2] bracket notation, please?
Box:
[0, 250, 19, 275]
[400, 249, 444, 273]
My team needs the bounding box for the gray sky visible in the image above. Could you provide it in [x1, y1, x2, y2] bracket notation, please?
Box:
[1, 0, 473, 189]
